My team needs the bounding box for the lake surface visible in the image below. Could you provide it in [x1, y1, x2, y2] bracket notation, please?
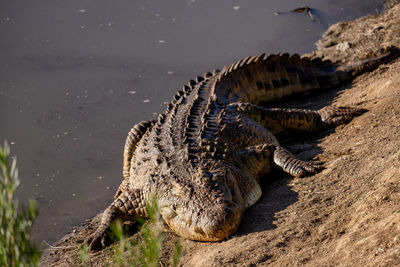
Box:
[0, 0, 383, 244]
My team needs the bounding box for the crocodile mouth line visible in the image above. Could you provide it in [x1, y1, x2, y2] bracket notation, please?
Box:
[161, 205, 241, 241]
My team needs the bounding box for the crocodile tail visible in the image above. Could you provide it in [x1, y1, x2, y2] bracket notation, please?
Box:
[339, 46, 400, 76]
[122, 120, 154, 180]
[212, 46, 400, 105]
[212, 52, 343, 105]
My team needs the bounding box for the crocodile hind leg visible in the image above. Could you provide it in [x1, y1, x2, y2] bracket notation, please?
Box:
[233, 102, 366, 135]
[88, 188, 148, 251]
[228, 102, 357, 179]
[231, 101, 365, 178]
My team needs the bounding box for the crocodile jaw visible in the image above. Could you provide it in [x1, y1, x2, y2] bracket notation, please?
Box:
[160, 201, 243, 241]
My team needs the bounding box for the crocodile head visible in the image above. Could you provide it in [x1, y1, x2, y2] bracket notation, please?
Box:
[158, 168, 245, 241]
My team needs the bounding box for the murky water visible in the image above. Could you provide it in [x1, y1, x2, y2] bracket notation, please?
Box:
[0, 0, 383, 244]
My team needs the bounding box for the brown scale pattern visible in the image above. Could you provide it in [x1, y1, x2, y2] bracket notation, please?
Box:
[88, 46, 400, 251]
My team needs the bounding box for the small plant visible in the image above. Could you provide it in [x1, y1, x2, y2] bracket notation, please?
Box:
[79, 243, 90, 267]
[0, 141, 41, 266]
[111, 197, 165, 267]
[171, 239, 183, 267]
[80, 197, 183, 266]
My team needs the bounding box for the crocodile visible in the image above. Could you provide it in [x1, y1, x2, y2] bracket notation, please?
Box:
[88, 46, 400, 250]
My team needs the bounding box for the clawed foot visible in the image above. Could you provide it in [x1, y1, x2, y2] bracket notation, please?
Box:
[86, 231, 111, 251]
[274, 146, 324, 177]
[290, 159, 324, 178]
[318, 106, 367, 126]
[86, 204, 117, 251]
[87, 228, 112, 251]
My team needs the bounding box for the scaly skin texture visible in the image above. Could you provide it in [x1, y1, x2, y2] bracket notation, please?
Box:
[88, 46, 400, 251]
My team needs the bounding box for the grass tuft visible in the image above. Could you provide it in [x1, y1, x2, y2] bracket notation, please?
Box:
[0, 141, 41, 266]
[110, 197, 165, 267]
[80, 197, 182, 266]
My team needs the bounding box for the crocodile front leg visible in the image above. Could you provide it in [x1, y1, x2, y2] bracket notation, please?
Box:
[88, 188, 148, 251]
[237, 144, 322, 178]
[233, 102, 366, 135]
[233, 143, 321, 208]
[273, 146, 322, 177]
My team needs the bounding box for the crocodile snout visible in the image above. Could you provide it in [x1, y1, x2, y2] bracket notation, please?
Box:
[198, 203, 243, 241]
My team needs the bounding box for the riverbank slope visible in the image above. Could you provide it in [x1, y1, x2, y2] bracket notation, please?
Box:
[41, 2, 400, 266]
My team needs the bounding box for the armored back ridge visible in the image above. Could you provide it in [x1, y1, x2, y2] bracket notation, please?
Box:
[88, 46, 400, 250]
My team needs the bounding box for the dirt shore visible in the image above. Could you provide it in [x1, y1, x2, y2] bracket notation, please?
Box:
[41, 2, 400, 266]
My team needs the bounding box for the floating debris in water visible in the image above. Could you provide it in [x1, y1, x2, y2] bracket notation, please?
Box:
[129, 90, 136, 94]
[293, 6, 312, 13]
[143, 99, 150, 103]
[72, 193, 76, 197]
[167, 71, 174, 75]
[78, 9, 86, 13]
[274, 5, 316, 21]
[293, 6, 315, 20]
[233, 6, 241, 11]
[158, 40, 166, 44]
